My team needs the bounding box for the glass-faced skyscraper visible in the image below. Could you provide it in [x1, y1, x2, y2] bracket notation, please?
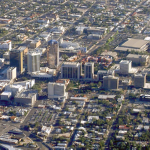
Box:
[10, 49, 23, 74]
[47, 40, 59, 69]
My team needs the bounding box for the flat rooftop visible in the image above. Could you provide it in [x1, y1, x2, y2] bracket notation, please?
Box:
[85, 62, 94, 65]
[103, 75, 119, 79]
[101, 51, 117, 57]
[144, 83, 150, 89]
[121, 38, 149, 49]
[98, 94, 116, 99]
[15, 90, 37, 98]
[1, 91, 11, 96]
[87, 27, 107, 31]
[62, 62, 80, 67]
[120, 60, 131, 64]
[115, 38, 149, 52]
[18, 46, 27, 51]
[134, 73, 146, 77]
[127, 54, 149, 59]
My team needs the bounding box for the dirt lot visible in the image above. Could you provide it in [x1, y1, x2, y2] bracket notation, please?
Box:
[0, 24, 6, 28]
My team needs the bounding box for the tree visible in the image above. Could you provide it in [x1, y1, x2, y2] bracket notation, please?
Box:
[99, 140, 104, 148]
[62, 54, 69, 61]
[98, 81, 102, 87]
[109, 140, 113, 147]
[129, 93, 136, 100]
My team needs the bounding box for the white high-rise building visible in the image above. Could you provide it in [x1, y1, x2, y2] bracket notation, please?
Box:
[48, 82, 68, 99]
[84, 62, 94, 80]
[27, 52, 40, 73]
[7, 67, 17, 81]
[119, 60, 132, 74]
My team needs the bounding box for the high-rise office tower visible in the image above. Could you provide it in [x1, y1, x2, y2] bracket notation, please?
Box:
[97, 70, 114, 81]
[134, 73, 146, 88]
[61, 62, 81, 79]
[48, 82, 67, 99]
[84, 62, 94, 80]
[120, 60, 132, 74]
[27, 51, 40, 73]
[10, 49, 23, 74]
[103, 75, 119, 90]
[47, 40, 59, 69]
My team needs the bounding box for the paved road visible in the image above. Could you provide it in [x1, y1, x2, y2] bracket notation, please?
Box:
[105, 104, 122, 149]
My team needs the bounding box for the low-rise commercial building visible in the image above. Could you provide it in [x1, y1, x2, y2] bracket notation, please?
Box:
[13, 79, 35, 90]
[0, 40, 12, 50]
[14, 90, 37, 106]
[0, 18, 12, 24]
[5, 84, 24, 97]
[101, 51, 118, 60]
[98, 95, 116, 100]
[70, 97, 88, 102]
[0, 80, 10, 92]
[1, 91, 12, 101]
[126, 54, 149, 65]
[87, 27, 107, 35]
[115, 38, 149, 52]
[87, 34, 102, 40]
[40, 67, 56, 76]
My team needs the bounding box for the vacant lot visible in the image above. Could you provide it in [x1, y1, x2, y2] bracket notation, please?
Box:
[0, 24, 6, 28]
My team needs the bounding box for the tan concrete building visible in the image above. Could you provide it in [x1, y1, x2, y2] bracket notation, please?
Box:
[30, 40, 41, 48]
[126, 54, 149, 66]
[18, 46, 28, 55]
[7, 67, 17, 81]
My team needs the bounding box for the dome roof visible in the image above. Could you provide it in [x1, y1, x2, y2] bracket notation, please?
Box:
[48, 40, 58, 45]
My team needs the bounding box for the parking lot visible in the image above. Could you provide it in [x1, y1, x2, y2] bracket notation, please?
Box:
[22, 99, 60, 129]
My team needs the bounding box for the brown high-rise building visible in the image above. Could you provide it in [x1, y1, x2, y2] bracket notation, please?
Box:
[134, 73, 146, 88]
[103, 75, 119, 90]
[47, 40, 59, 69]
[10, 49, 23, 74]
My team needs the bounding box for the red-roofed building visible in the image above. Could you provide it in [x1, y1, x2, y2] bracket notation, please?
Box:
[119, 125, 131, 130]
